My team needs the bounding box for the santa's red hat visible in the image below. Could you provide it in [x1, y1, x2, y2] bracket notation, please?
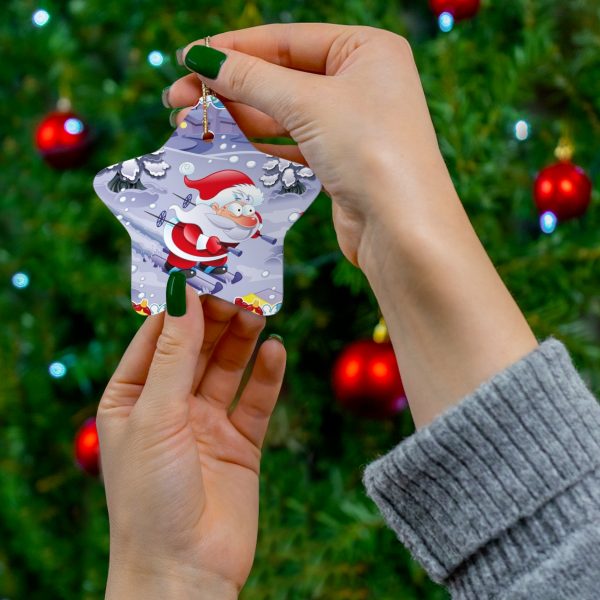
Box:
[184, 170, 255, 200]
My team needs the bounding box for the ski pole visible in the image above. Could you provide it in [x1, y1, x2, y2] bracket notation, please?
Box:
[259, 234, 277, 245]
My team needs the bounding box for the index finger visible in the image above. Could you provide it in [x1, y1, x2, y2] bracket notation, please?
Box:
[107, 312, 165, 388]
[191, 22, 350, 75]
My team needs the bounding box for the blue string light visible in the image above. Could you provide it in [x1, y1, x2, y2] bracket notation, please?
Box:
[540, 211, 557, 234]
[64, 117, 84, 135]
[438, 12, 454, 32]
[32, 9, 50, 27]
[49, 361, 67, 378]
[12, 272, 30, 289]
[148, 50, 164, 67]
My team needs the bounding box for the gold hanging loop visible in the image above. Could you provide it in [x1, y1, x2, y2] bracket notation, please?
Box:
[373, 317, 389, 344]
[554, 136, 574, 162]
[201, 36, 212, 140]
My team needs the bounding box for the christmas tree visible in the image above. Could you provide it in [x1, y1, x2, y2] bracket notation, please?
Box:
[1, 1, 599, 598]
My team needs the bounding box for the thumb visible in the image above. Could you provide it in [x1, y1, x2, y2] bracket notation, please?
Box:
[137, 279, 204, 420]
[182, 43, 315, 132]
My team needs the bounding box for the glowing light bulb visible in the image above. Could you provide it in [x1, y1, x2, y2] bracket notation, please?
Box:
[32, 9, 50, 27]
[438, 12, 454, 32]
[540, 211, 557, 234]
[11, 272, 30, 289]
[514, 120, 529, 141]
[148, 50, 164, 67]
[49, 361, 67, 378]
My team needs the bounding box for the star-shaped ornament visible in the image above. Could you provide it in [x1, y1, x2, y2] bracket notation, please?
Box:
[93, 96, 321, 316]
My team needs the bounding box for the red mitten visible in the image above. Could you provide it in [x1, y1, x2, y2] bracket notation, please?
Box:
[206, 236, 224, 255]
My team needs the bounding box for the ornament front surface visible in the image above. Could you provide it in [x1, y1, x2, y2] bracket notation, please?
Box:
[93, 97, 321, 316]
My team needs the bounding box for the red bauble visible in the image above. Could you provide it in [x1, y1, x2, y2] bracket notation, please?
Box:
[534, 161, 592, 221]
[35, 111, 91, 169]
[429, 0, 480, 20]
[332, 340, 407, 419]
[74, 417, 100, 476]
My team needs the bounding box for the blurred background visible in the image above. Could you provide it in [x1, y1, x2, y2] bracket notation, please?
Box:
[1, 0, 600, 598]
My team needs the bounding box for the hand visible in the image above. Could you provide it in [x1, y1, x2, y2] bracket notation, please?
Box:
[97, 289, 286, 599]
[206, 235, 224, 254]
[167, 24, 537, 428]
[166, 23, 453, 267]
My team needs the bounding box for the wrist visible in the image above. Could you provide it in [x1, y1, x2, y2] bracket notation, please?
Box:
[356, 152, 464, 285]
[355, 158, 537, 428]
[106, 556, 238, 600]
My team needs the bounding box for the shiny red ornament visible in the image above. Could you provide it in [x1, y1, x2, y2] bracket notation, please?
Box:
[332, 340, 407, 419]
[74, 417, 100, 476]
[534, 161, 592, 221]
[429, 0, 480, 20]
[35, 110, 91, 169]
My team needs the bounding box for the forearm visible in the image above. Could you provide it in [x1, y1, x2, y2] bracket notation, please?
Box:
[357, 156, 538, 427]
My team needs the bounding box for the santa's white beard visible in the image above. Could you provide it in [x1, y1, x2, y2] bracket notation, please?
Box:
[170, 204, 256, 242]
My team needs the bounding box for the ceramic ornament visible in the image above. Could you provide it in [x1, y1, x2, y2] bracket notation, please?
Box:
[93, 95, 321, 317]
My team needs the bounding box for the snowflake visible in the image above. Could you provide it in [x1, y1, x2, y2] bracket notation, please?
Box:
[259, 157, 315, 194]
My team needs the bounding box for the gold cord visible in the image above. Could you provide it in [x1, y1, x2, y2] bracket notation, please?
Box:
[201, 36, 212, 139]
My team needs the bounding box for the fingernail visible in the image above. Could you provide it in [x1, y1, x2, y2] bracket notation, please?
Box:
[184, 45, 227, 80]
[176, 47, 185, 66]
[166, 271, 186, 317]
[161, 86, 172, 108]
[169, 109, 180, 128]
[268, 334, 284, 345]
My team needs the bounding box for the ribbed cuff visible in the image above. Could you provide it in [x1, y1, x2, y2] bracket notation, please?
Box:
[362, 337, 600, 591]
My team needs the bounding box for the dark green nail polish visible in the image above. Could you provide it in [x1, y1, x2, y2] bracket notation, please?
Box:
[169, 109, 180, 128]
[249, 136, 297, 146]
[166, 271, 186, 317]
[268, 334, 284, 345]
[161, 86, 172, 108]
[184, 45, 227, 80]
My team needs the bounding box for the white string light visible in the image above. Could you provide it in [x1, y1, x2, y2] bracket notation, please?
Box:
[514, 120, 530, 141]
[540, 211, 557, 234]
[148, 50, 164, 67]
[11, 272, 30, 289]
[32, 9, 50, 27]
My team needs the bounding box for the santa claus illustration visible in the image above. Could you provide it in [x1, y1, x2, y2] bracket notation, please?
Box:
[163, 169, 264, 276]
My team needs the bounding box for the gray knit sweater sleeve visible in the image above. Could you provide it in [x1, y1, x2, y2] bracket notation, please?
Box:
[362, 337, 600, 599]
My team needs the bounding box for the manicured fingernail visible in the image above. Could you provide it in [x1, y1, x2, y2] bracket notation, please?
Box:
[184, 45, 227, 80]
[268, 334, 284, 345]
[166, 271, 186, 317]
[161, 86, 172, 108]
[169, 109, 180, 128]
[176, 47, 185, 65]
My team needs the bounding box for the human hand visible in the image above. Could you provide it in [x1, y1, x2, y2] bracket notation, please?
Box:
[97, 288, 286, 599]
[165, 23, 456, 267]
[166, 24, 537, 432]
